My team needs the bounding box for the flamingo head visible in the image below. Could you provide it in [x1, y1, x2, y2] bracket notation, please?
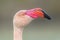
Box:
[26, 8, 51, 20]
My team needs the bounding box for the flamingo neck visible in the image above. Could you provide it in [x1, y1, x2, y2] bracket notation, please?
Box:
[14, 26, 24, 40]
[13, 14, 34, 40]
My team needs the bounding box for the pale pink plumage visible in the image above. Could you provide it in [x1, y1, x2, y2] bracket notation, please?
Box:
[13, 10, 34, 40]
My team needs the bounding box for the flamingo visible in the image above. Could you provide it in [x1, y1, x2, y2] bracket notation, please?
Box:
[13, 8, 51, 40]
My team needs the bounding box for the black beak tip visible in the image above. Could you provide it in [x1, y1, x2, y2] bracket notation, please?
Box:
[44, 12, 51, 20]
[41, 10, 51, 20]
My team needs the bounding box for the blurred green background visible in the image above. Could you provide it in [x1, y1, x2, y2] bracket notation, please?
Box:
[0, 0, 60, 40]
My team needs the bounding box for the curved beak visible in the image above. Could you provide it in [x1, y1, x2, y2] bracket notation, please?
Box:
[41, 10, 51, 20]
